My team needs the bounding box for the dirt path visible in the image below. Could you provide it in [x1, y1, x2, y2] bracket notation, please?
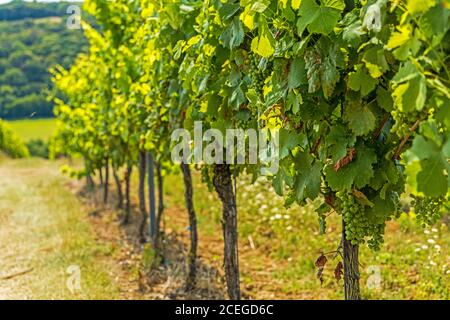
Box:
[0, 158, 227, 300]
[0, 158, 147, 299]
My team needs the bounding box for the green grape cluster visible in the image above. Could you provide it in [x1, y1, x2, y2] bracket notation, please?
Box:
[247, 56, 270, 94]
[336, 191, 385, 250]
[367, 223, 385, 251]
[391, 110, 412, 137]
[411, 195, 445, 226]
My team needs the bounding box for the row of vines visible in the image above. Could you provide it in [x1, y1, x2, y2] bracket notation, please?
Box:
[50, 0, 450, 300]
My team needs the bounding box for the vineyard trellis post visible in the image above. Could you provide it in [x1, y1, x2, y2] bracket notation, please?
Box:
[155, 162, 164, 250]
[181, 163, 198, 290]
[147, 152, 157, 248]
[213, 164, 240, 300]
[113, 165, 123, 209]
[138, 150, 147, 242]
[103, 156, 109, 204]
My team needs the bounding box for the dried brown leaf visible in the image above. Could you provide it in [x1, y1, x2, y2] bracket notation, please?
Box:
[315, 254, 328, 268]
[334, 261, 343, 281]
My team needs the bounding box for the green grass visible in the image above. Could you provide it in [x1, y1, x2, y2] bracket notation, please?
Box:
[6, 118, 57, 142]
[163, 170, 450, 299]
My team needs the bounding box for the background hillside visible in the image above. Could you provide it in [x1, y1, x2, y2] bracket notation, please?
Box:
[0, 0, 86, 119]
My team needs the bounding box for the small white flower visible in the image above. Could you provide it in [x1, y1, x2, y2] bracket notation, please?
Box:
[431, 228, 438, 233]
[271, 207, 280, 213]
[424, 230, 431, 235]
[421, 245, 429, 250]
[415, 248, 421, 252]
[427, 239, 436, 244]
[274, 214, 282, 220]
[286, 225, 293, 231]
[434, 245, 441, 252]
[429, 260, 437, 266]
[283, 214, 290, 219]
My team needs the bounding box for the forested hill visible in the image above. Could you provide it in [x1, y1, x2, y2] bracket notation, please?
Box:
[0, 0, 76, 21]
[0, 0, 86, 119]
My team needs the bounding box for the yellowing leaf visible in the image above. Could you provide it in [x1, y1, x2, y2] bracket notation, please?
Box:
[258, 34, 275, 57]
[365, 62, 382, 78]
[200, 101, 208, 113]
[187, 35, 202, 47]
[263, 84, 272, 96]
[292, 0, 302, 10]
[387, 25, 411, 49]
[251, 15, 276, 58]
[392, 82, 410, 112]
[407, 0, 436, 14]
[240, 6, 255, 30]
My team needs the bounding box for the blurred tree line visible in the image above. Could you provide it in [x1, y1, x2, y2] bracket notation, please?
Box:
[0, 0, 77, 21]
[0, 0, 87, 119]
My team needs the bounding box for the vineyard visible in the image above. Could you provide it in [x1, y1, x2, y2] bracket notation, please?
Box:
[1, 0, 449, 301]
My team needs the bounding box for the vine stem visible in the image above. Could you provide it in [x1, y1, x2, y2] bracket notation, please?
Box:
[342, 218, 361, 300]
[371, 113, 389, 142]
[393, 120, 420, 160]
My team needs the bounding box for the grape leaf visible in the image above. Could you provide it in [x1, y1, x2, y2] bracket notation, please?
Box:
[292, 0, 301, 10]
[220, 16, 244, 50]
[343, 99, 376, 136]
[297, 0, 343, 35]
[407, 0, 436, 14]
[419, 4, 450, 38]
[325, 144, 377, 191]
[417, 158, 448, 197]
[348, 64, 377, 96]
[323, 123, 356, 161]
[288, 57, 307, 89]
[387, 25, 411, 49]
[304, 41, 341, 99]
[251, 17, 275, 57]
[376, 87, 393, 111]
[240, 5, 256, 30]
[279, 128, 306, 160]
[435, 96, 450, 127]
[366, 195, 397, 223]
[272, 160, 294, 196]
[405, 134, 450, 197]
[293, 152, 322, 201]
[362, 46, 389, 78]
[392, 61, 419, 84]
[392, 76, 427, 112]
[342, 11, 363, 46]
